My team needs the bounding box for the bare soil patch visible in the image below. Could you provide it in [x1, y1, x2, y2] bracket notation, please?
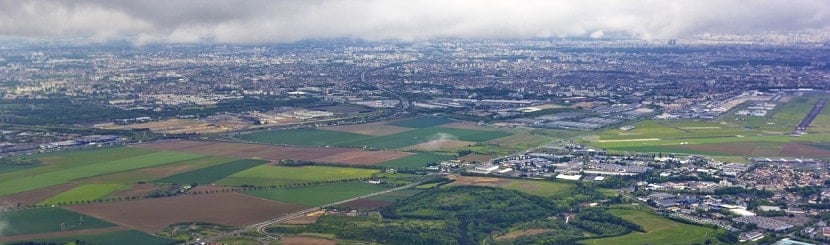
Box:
[281, 215, 319, 225]
[95, 118, 248, 134]
[0, 182, 77, 206]
[326, 121, 411, 136]
[134, 141, 410, 165]
[447, 175, 512, 187]
[67, 192, 306, 233]
[458, 153, 495, 163]
[281, 236, 336, 245]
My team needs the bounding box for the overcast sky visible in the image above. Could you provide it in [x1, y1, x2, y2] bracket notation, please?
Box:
[0, 0, 828, 44]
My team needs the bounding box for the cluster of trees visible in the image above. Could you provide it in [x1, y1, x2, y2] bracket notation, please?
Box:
[0, 95, 322, 126]
[714, 187, 774, 198]
[0, 157, 40, 165]
[570, 208, 643, 238]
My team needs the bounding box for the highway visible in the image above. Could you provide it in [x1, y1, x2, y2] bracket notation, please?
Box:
[194, 177, 435, 244]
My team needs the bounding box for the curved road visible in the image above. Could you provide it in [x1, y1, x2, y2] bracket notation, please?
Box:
[195, 178, 435, 244]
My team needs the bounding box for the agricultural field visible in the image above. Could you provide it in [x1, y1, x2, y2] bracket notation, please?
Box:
[245, 182, 390, 206]
[136, 140, 410, 165]
[236, 128, 371, 146]
[580, 208, 718, 245]
[387, 116, 454, 128]
[23, 230, 179, 245]
[325, 120, 411, 136]
[238, 116, 513, 151]
[377, 152, 455, 169]
[40, 184, 128, 206]
[0, 163, 41, 173]
[0, 208, 115, 236]
[68, 192, 305, 232]
[217, 165, 380, 187]
[342, 127, 512, 149]
[0, 148, 203, 196]
[155, 159, 268, 185]
[446, 175, 573, 197]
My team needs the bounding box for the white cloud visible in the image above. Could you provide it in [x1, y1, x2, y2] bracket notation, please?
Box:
[0, 0, 828, 44]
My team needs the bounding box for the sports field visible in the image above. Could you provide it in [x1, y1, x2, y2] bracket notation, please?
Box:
[581, 208, 718, 245]
[216, 165, 380, 187]
[245, 182, 389, 206]
[0, 148, 203, 196]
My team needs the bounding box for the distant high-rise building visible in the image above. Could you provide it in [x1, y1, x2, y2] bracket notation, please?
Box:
[667, 39, 677, 45]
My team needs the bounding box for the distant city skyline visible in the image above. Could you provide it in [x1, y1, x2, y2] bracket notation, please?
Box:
[0, 0, 829, 45]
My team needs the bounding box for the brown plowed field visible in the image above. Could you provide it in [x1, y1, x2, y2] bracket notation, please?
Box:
[67, 192, 306, 233]
[0, 183, 77, 206]
[781, 142, 830, 158]
[134, 141, 410, 165]
[281, 236, 336, 245]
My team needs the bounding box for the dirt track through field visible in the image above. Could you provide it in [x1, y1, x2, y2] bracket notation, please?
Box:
[134, 140, 411, 165]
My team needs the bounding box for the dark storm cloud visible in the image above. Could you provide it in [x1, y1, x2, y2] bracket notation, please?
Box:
[0, 0, 828, 44]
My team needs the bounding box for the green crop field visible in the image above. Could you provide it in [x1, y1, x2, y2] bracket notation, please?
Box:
[0, 148, 203, 196]
[155, 159, 267, 185]
[341, 127, 512, 149]
[30, 230, 179, 245]
[0, 163, 41, 173]
[366, 189, 423, 202]
[40, 183, 128, 205]
[245, 182, 389, 206]
[76, 156, 236, 185]
[236, 128, 371, 146]
[501, 179, 573, 197]
[387, 116, 454, 128]
[217, 165, 380, 187]
[581, 208, 718, 245]
[378, 152, 455, 169]
[0, 208, 115, 236]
